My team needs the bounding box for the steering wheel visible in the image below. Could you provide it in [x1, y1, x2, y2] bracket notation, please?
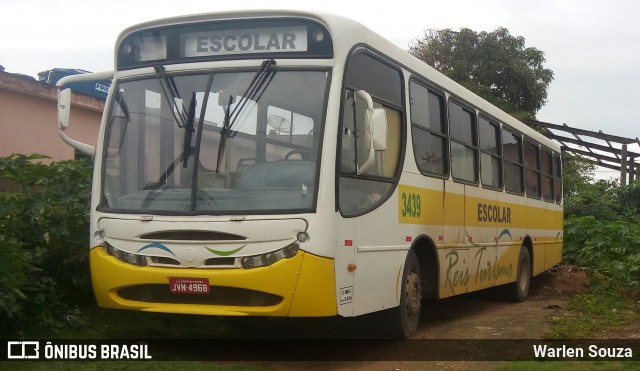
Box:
[285, 149, 315, 161]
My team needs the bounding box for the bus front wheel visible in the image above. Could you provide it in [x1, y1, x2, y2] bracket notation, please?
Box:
[506, 245, 531, 302]
[384, 250, 422, 338]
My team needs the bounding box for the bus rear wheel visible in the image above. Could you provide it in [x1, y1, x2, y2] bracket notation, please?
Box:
[384, 250, 422, 338]
[506, 245, 531, 302]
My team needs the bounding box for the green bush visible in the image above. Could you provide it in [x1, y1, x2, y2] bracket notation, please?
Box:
[0, 154, 92, 336]
[616, 180, 640, 217]
[563, 179, 623, 220]
[564, 215, 640, 293]
[562, 173, 640, 297]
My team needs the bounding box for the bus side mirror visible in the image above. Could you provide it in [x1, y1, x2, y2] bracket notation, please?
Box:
[54, 70, 113, 157]
[371, 108, 387, 151]
[355, 90, 388, 175]
[356, 90, 388, 151]
[55, 86, 96, 156]
[58, 88, 71, 131]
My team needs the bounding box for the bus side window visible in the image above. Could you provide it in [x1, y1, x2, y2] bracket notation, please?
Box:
[479, 117, 502, 189]
[553, 153, 562, 203]
[410, 81, 448, 176]
[503, 129, 524, 194]
[541, 149, 554, 201]
[338, 52, 403, 216]
[449, 101, 478, 183]
[524, 139, 541, 198]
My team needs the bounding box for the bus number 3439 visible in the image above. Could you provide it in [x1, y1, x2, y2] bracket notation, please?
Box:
[401, 192, 421, 218]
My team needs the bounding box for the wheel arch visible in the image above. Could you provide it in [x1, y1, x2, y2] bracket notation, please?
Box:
[410, 234, 439, 299]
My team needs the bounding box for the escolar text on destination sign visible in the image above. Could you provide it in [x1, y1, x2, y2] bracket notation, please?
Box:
[183, 27, 308, 57]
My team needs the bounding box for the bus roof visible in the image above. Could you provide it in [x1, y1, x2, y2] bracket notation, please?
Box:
[116, 9, 560, 152]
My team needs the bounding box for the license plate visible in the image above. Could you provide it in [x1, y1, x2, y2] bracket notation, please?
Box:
[169, 277, 210, 294]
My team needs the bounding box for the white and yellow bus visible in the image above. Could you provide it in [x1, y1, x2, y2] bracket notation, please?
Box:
[57, 10, 563, 337]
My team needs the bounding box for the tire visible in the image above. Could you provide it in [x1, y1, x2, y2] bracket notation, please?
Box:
[384, 250, 422, 338]
[506, 245, 531, 302]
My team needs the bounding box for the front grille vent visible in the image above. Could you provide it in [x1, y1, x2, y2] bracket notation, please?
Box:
[203, 257, 236, 266]
[139, 230, 246, 241]
[149, 256, 181, 266]
[118, 285, 282, 307]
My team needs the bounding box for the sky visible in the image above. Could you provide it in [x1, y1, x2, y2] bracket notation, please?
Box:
[2, 0, 639, 178]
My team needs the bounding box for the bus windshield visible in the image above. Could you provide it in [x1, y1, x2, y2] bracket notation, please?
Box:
[101, 68, 329, 215]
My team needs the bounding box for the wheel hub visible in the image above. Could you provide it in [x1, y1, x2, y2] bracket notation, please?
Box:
[405, 270, 422, 315]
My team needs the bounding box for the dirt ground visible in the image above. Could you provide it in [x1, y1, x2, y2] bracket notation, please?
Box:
[226, 265, 640, 370]
[416, 264, 592, 340]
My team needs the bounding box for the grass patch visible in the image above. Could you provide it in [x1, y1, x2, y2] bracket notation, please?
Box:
[23, 306, 233, 340]
[546, 289, 638, 339]
[500, 360, 640, 371]
[0, 361, 264, 371]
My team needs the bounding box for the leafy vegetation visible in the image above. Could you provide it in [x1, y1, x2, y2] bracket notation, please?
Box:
[564, 216, 640, 292]
[409, 27, 554, 121]
[550, 153, 640, 340]
[562, 164, 640, 295]
[560, 152, 596, 199]
[0, 154, 93, 336]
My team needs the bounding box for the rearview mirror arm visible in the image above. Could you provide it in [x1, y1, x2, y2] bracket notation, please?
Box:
[55, 71, 113, 157]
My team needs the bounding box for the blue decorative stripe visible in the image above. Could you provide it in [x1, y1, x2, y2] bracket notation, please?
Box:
[138, 242, 176, 256]
[497, 229, 512, 243]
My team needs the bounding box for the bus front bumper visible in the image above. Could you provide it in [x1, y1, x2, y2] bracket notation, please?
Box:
[89, 247, 337, 317]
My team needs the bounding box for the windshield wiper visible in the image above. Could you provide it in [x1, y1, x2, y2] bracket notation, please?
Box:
[228, 59, 276, 130]
[154, 66, 188, 128]
[154, 66, 197, 169]
[215, 59, 276, 173]
[181, 93, 197, 168]
[189, 74, 215, 211]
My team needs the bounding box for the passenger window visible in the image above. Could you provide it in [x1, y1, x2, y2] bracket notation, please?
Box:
[503, 129, 524, 194]
[524, 140, 541, 198]
[541, 149, 554, 201]
[410, 81, 448, 176]
[449, 102, 477, 183]
[479, 117, 502, 189]
[553, 153, 562, 203]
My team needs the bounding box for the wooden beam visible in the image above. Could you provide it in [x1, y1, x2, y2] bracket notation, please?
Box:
[621, 144, 628, 186]
[547, 134, 640, 158]
[530, 120, 637, 144]
[564, 147, 622, 167]
[564, 147, 640, 176]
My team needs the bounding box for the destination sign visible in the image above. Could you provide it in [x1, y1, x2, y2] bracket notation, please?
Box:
[182, 26, 308, 57]
[117, 20, 332, 69]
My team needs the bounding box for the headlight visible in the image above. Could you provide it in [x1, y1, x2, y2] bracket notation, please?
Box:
[265, 253, 278, 265]
[101, 242, 148, 267]
[121, 251, 137, 265]
[241, 242, 300, 269]
[283, 242, 300, 258]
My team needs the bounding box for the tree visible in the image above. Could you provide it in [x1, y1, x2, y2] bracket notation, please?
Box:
[561, 152, 595, 198]
[409, 27, 553, 122]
